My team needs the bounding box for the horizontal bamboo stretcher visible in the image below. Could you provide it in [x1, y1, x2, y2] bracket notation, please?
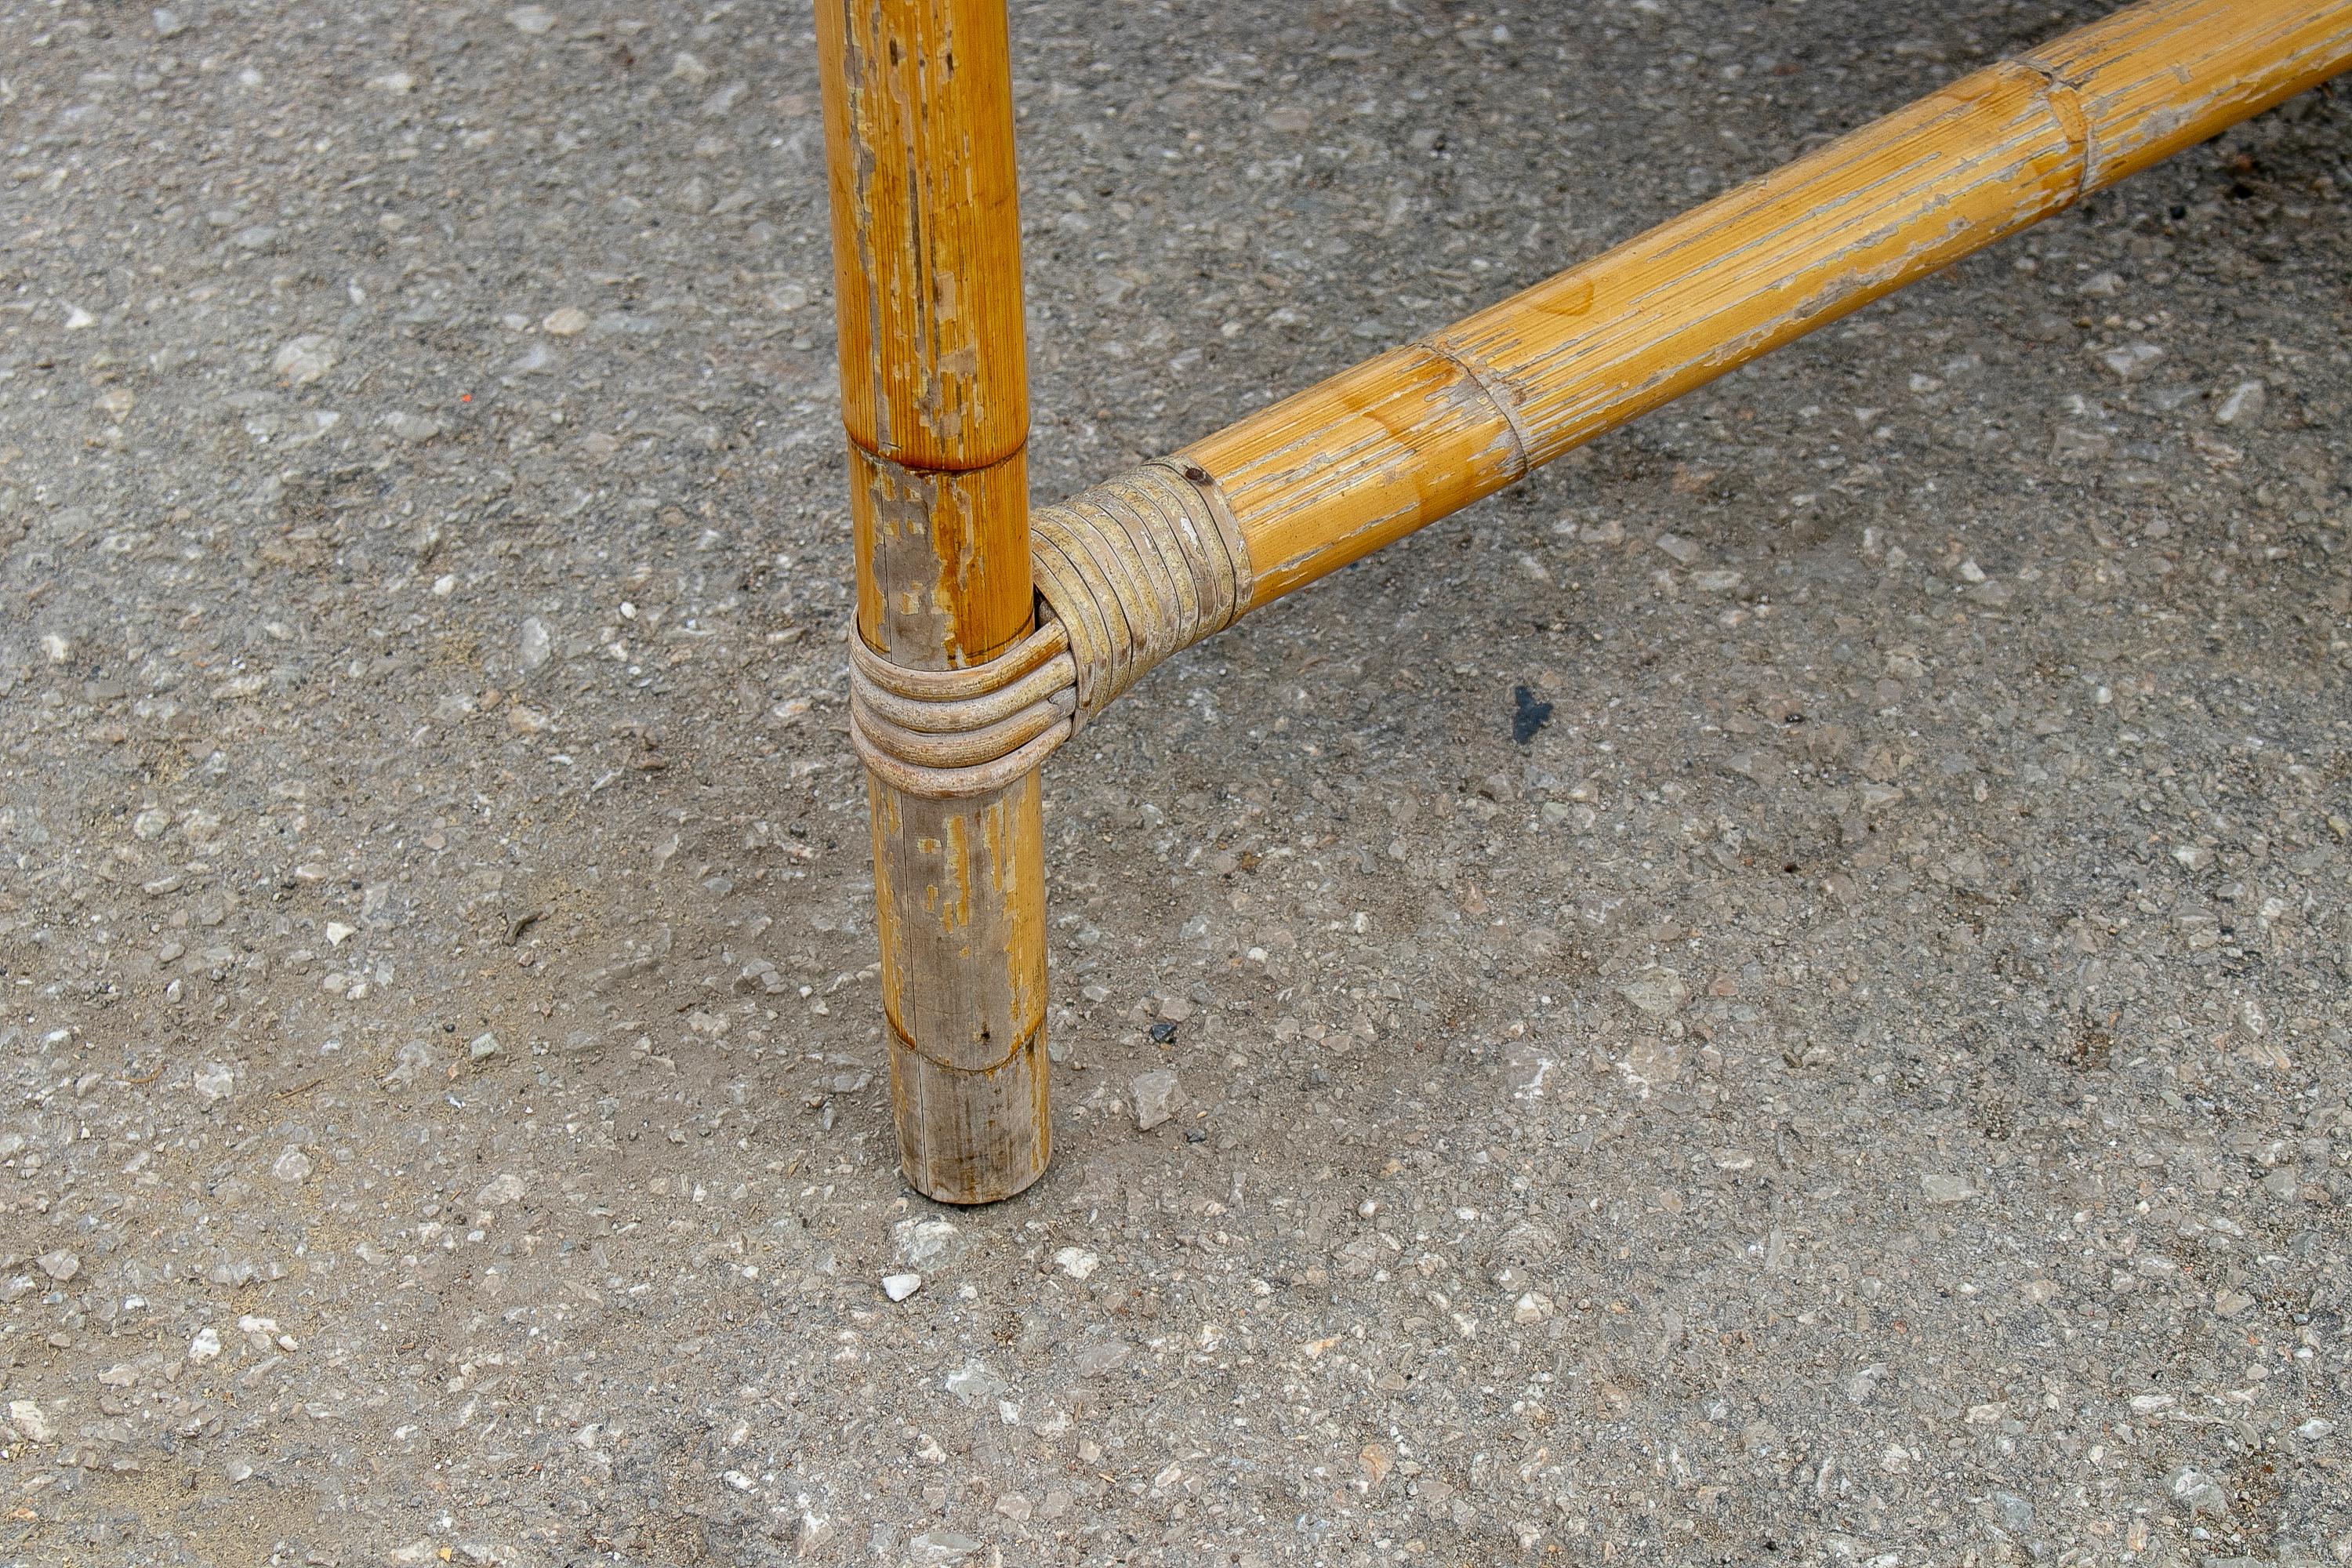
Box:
[848, 0, 2352, 800]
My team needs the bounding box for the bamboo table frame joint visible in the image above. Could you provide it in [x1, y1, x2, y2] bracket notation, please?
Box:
[816, 0, 2352, 1200]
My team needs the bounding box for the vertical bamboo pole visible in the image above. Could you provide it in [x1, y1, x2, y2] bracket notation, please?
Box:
[816, 0, 1049, 1203]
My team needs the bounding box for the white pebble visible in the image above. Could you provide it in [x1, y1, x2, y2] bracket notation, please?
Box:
[1920, 1172, 1976, 1204]
[1131, 1069, 1181, 1131]
[2213, 379, 2266, 428]
[478, 1173, 528, 1206]
[270, 335, 338, 387]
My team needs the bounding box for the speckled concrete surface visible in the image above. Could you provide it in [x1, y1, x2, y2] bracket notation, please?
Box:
[2, 2, 2349, 1564]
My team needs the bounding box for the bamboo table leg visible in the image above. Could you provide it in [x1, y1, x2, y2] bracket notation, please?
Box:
[816, 0, 1049, 1203]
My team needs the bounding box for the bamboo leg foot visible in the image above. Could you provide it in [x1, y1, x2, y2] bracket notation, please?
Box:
[870, 773, 1049, 1204]
[886, 1025, 1050, 1203]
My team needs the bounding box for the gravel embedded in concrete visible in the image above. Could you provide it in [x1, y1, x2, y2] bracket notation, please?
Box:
[1, 0, 2349, 1563]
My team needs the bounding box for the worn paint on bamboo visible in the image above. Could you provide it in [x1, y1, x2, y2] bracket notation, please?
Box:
[818, 1, 1026, 466]
[819, 0, 1033, 666]
[869, 775, 1051, 1199]
[868, 781, 1045, 1073]
[849, 444, 1033, 670]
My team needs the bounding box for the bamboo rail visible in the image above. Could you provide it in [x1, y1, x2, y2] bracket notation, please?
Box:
[1189, 0, 2352, 608]
[818, 0, 2352, 1200]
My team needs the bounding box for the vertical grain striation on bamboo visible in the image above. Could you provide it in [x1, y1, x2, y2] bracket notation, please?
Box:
[817, 0, 1049, 1203]
[1174, 0, 2352, 609]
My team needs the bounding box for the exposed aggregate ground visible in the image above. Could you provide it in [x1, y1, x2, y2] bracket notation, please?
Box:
[2, 1, 2350, 1565]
